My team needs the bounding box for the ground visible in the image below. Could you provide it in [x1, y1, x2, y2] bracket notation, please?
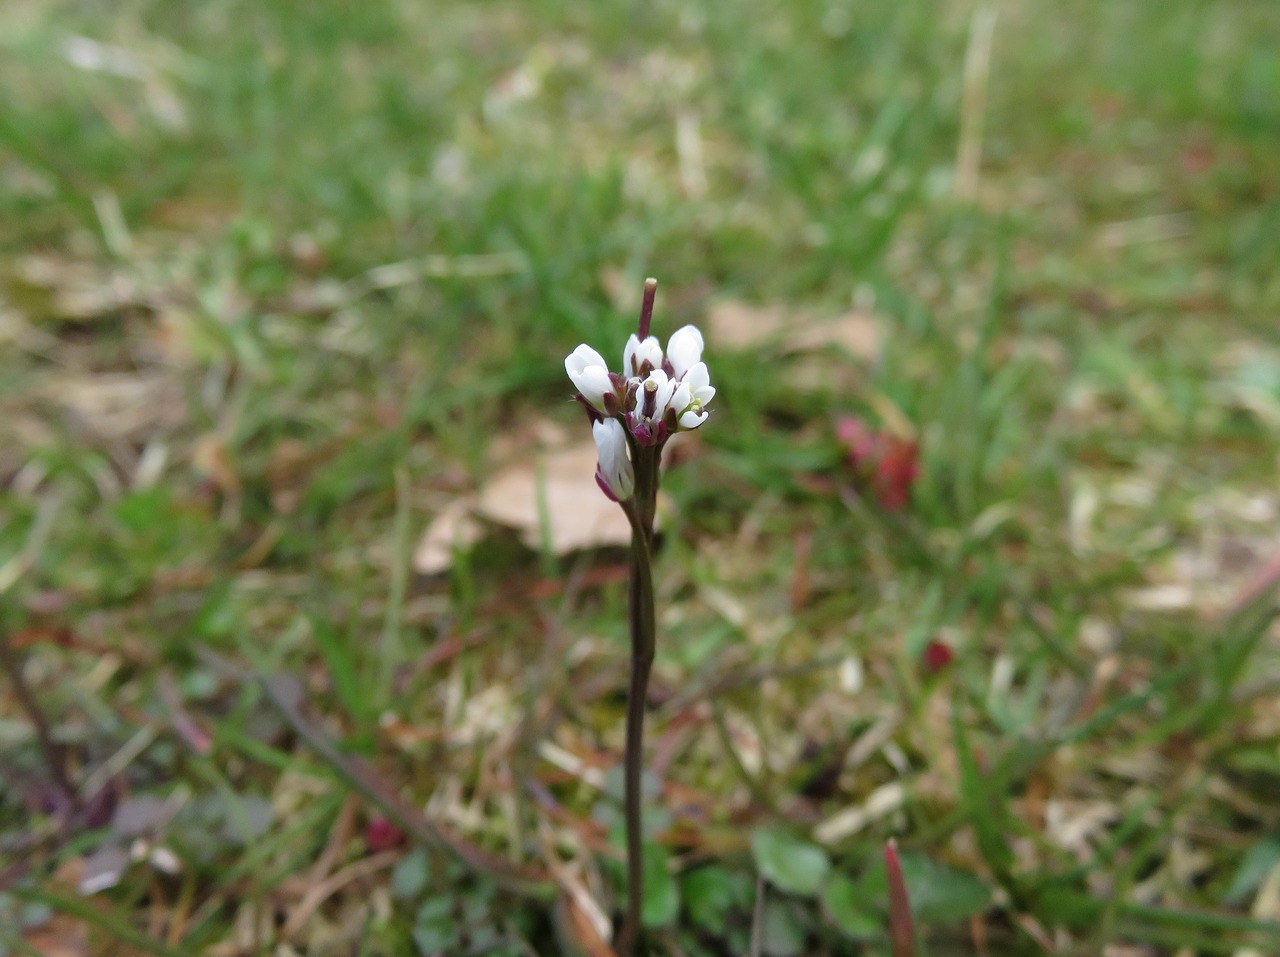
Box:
[1, 1, 1279, 954]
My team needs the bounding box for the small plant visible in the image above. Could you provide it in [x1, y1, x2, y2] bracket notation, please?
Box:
[835, 415, 920, 512]
[564, 278, 715, 954]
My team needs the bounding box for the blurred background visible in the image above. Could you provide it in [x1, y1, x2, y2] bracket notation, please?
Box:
[2, 1, 1279, 954]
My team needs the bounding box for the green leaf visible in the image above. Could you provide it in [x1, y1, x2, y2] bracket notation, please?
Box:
[751, 826, 831, 897]
[1224, 837, 1280, 906]
[861, 850, 990, 923]
[112, 487, 172, 534]
[392, 849, 430, 901]
[821, 873, 879, 939]
[642, 842, 680, 928]
[313, 615, 374, 733]
[761, 898, 808, 957]
[952, 703, 1014, 878]
[413, 897, 456, 954]
[682, 866, 752, 930]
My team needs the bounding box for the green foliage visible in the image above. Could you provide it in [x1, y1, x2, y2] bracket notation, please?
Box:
[1224, 838, 1280, 907]
[860, 851, 991, 924]
[681, 865, 754, 932]
[821, 874, 880, 939]
[760, 898, 809, 957]
[751, 827, 831, 897]
[641, 843, 681, 929]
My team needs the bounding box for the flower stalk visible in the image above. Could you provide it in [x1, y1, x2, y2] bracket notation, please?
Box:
[618, 439, 658, 956]
[563, 278, 714, 955]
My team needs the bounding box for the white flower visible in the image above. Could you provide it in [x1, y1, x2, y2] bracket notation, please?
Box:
[666, 325, 704, 380]
[642, 369, 678, 416]
[669, 381, 692, 420]
[624, 334, 664, 377]
[675, 361, 714, 429]
[565, 344, 614, 412]
[627, 368, 680, 444]
[566, 308, 712, 466]
[592, 418, 634, 501]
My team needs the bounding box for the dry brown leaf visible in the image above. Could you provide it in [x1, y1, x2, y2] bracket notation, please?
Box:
[413, 498, 486, 574]
[192, 434, 241, 495]
[478, 443, 632, 553]
[706, 299, 880, 360]
[813, 781, 906, 845]
[51, 372, 185, 443]
[705, 300, 789, 349]
[792, 311, 880, 359]
[7, 254, 142, 323]
[22, 912, 89, 957]
[551, 871, 617, 957]
[414, 442, 635, 575]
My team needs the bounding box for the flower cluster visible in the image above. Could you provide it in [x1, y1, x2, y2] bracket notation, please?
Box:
[566, 322, 714, 502]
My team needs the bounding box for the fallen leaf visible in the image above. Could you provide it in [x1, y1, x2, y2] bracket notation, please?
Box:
[413, 498, 485, 575]
[706, 300, 789, 348]
[7, 254, 142, 323]
[51, 372, 185, 443]
[707, 299, 880, 360]
[414, 442, 637, 574]
[477, 444, 633, 553]
[22, 912, 88, 957]
[192, 433, 241, 495]
[552, 871, 617, 957]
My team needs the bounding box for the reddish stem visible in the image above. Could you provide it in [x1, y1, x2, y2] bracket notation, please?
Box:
[0, 631, 77, 808]
[885, 839, 916, 957]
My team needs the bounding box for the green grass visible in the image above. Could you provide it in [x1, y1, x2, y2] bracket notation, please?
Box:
[2, 0, 1280, 954]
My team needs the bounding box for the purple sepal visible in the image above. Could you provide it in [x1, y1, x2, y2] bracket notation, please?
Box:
[595, 467, 619, 502]
[573, 392, 604, 424]
[630, 418, 655, 447]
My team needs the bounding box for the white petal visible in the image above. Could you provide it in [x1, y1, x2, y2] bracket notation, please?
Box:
[572, 366, 614, 410]
[624, 334, 663, 376]
[592, 419, 634, 499]
[655, 376, 677, 415]
[640, 369, 677, 420]
[679, 408, 708, 429]
[565, 344, 613, 411]
[669, 382, 692, 416]
[565, 344, 608, 376]
[666, 325, 704, 379]
[682, 361, 710, 392]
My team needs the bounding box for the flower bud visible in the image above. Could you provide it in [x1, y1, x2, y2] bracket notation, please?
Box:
[566, 344, 615, 412]
[592, 419, 635, 501]
[624, 334, 664, 378]
[665, 325, 704, 380]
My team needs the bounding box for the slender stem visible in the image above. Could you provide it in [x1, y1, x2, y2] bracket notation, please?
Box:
[618, 447, 659, 956]
[620, 545, 654, 953]
[0, 631, 77, 807]
[619, 279, 662, 954]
